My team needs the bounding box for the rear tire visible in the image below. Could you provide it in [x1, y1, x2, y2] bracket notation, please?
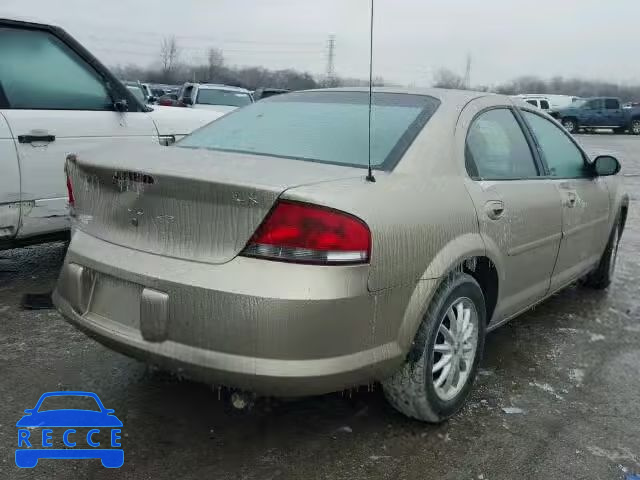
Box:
[382, 272, 486, 422]
[562, 118, 578, 134]
[584, 219, 622, 289]
[630, 119, 640, 135]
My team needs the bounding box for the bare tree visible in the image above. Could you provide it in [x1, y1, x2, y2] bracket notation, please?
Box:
[432, 69, 467, 90]
[160, 36, 180, 81]
[203, 47, 224, 82]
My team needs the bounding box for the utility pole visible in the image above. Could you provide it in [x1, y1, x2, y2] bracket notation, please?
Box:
[326, 34, 336, 85]
[463, 53, 472, 89]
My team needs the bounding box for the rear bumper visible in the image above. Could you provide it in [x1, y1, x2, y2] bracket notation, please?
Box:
[53, 230, 409, 396]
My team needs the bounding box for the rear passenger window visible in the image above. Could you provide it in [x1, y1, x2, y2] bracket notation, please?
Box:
[465, 109, 538, 180]
[540, 100, 550, 110]
[0, 27, 111, 110]
[604, 98, 619, 109]
[523, 111, 589, 178]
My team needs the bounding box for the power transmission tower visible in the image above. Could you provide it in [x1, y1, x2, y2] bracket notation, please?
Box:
[326, 34, 336, 85]
[463, 53, 472, 89]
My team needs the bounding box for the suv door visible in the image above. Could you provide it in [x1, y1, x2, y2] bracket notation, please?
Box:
[0, 112, 20, 240]
[459, 99, 563, 323]
[579, 98, 605, 127]
[521, 110, 610, 290]
[0, 24, 158, 240]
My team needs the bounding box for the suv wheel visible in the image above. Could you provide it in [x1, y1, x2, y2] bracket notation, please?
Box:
[584, 219, 622, 289]
[382, 272, 486, 422]
[630, 120, 640, 135]
[562, 118, 578, 134]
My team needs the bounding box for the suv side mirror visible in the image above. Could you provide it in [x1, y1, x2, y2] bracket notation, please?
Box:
[113, 99, 129, 112]
[593, 155, 621, 176]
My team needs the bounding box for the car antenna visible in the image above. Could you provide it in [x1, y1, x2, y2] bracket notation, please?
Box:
[365, 0, 376, 183]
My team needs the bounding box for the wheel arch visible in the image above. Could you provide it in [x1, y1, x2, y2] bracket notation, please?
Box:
[395, 234, 502, 353]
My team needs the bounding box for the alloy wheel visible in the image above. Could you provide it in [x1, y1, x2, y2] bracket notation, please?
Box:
[431, 297, 479, 401]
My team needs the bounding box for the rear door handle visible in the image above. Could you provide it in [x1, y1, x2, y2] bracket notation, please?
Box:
[18, 134, 56, 144]
[485, 200, 505, 220]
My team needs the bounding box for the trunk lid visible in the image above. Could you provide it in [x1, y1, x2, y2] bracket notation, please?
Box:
[67, 144, 362, 264]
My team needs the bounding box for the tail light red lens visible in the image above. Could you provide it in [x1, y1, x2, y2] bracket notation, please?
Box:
[241, 200, 371, 264]
[66, 174, 75, 207]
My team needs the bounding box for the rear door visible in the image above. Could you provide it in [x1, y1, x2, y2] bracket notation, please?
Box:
[459, 99, 563, 322]
[0, 112, 20, 240]
[520, 110, 610, 289]
[603, 98, 625, 127]
[0, 24, 158, 239]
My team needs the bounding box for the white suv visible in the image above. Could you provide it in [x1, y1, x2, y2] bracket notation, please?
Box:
[178, 83, 254, 115]
[0, 18, 223, 249]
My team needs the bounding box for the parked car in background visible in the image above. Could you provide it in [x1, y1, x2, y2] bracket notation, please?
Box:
[157, 93, 179, 106]
[0, 17, 224, 249]
[553, 97, 640, 134]
[122, 81, 148, 104]
[177, 83, 253, 114]
[254, 88, 290, 100]
[514, 94, 579, 115]
[56, 88, 627, 422]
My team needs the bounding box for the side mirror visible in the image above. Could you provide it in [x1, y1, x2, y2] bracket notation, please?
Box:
[182, 97, 193, 106]
[113, 99, 129, 112]
[105, 409, 115, 414]
[23, 409, 34, 414]
[593, 155, 621, 176]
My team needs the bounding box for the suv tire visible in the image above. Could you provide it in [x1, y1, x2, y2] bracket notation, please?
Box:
[562, 118, 578, 134]
[383, 272, 486, 422]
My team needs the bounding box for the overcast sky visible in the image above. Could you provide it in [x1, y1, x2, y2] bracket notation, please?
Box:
[2, 0, 640, 86]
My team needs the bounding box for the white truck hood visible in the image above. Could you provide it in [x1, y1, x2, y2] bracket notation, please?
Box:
[147, 105, 223, 136]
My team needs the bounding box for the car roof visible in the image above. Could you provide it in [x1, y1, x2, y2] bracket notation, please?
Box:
[196, 84, 251, 93]
[299, 86, 495, 103]
[0, 16, 60, 28]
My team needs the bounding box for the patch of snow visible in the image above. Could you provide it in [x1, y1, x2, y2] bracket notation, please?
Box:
[502, 407, 525, 414]
[335, 426, 352, 433]
[589, 333, 606, 342]
[569, 368, 585, 385]
[529, 382, 564, 400]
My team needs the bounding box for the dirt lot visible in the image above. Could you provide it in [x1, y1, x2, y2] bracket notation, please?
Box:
[1, 134, 639, 480]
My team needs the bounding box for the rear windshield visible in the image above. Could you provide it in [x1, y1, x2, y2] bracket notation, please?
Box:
[178, 91, 440, 169]
[196, 89, 252, 107]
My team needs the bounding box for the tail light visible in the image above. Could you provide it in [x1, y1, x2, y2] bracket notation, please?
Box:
[66, 173, 75, 207]
[241, 200, 371, 265]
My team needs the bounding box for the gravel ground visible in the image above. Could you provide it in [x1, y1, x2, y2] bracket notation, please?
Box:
[1, 134, 639, 480]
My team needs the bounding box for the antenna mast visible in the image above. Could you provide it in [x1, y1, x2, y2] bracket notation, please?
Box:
[366, 0, 376, 182]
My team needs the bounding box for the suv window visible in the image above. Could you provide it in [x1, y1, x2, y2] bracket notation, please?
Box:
[0, 27, 111, 110]
[523, 111, 589, 178]
[526, 100, 538, 107]
[465, 108, 538, 180]
[604, 98, 620, 109]
[540, 100, 550, 110]
[584, 99, 603, 110]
